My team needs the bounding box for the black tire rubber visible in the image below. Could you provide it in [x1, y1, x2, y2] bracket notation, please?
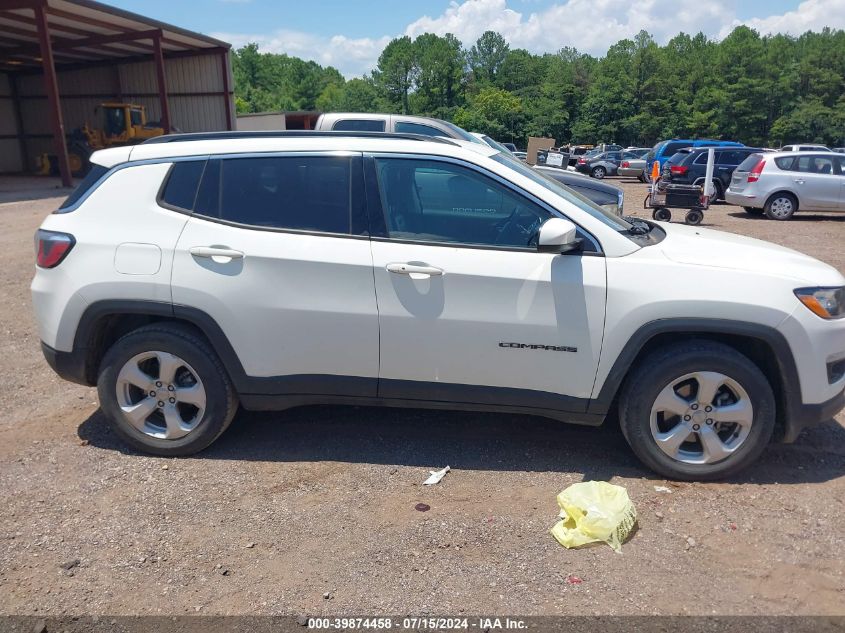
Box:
[97, 322, 238, 456]
[764, 192, 798, 221]
[618, 340, 776, 481]
[743, 206, 764, 215]
[685, 209, 703, 225]
[591, 166, 606, 179]
[709, 180, 722, 202]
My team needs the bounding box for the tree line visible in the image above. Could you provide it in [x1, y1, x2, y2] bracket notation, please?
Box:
[232, 26, 845, 148]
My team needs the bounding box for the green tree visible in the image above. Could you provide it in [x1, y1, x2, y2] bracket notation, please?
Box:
[468, 31, 510, 84]
[412, 33, 465, 112]
[373, 36, 417, 114]
[454, 86, 522, 139]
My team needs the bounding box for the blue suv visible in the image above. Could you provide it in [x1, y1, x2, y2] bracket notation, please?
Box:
[646, 139, 745, 176]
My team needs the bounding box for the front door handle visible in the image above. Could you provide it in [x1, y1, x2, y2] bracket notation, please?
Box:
[189, 246, 244, 260]
[794, 179, 805, 185]
[386, 262, 444, 276]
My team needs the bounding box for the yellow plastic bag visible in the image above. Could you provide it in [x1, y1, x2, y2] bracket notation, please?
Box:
[550, 481, 637, 553]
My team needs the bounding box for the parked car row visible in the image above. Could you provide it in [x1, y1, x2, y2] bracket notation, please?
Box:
[316, 114, 843, 221]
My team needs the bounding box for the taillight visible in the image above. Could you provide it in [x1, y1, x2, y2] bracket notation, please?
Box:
[578, 158, 586, 164]
[670, 165, 689, 175]
[35, 229, 75, 268]
[747, 159, 766, 183]
[621, 160, 630, 168]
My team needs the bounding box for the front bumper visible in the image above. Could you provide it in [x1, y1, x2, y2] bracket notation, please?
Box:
[785, 387, 845, 442]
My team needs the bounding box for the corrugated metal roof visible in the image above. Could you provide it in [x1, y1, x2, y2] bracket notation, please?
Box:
[0, 0, 229, 72]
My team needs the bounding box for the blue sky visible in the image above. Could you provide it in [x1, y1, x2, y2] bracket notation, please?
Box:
[106, 0, 844, 77]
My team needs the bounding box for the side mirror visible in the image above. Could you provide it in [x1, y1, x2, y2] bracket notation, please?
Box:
[538, 217, 581, 253]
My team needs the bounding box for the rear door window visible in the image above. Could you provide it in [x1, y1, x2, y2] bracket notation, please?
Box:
[195, 155, 355, 234]
[794, 155, 837, 175]
[332, 119, 385, 132]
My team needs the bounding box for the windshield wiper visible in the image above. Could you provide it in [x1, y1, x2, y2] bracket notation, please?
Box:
[622, 217, 652, 235]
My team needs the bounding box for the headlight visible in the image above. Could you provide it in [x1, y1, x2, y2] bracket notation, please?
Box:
[794, 287, 845, 319]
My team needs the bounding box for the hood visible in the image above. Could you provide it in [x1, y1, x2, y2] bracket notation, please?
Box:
[657, 222, 844, 286]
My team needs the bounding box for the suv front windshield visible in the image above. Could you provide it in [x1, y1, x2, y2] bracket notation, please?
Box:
[491, 152, 633, 232]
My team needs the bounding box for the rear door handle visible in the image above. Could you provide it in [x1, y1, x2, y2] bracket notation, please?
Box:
[189, 246, 244, 260]
[794, 179, 805, 185]
[386, 262, 443, 276]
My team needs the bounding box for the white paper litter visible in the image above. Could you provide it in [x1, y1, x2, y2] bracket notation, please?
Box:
[653, 485, 672, 493]
[423, 466, 450, 485]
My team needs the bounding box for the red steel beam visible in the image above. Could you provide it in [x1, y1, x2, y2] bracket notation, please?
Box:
[0, 10, 155, 55]
[152, 33, 170, 133]
[220, 51, 233, 131]
[1, 27, 160, 58]
[34, 3, 72, 186]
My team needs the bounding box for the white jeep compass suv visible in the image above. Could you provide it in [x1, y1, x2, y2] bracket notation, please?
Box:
[32, 131, 845, 480]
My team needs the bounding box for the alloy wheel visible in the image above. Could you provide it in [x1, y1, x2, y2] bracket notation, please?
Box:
[115, 351, 207, 439]
[649, 371, 753, 465]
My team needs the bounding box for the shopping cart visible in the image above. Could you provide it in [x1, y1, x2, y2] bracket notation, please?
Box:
[644, 179, 709, 225]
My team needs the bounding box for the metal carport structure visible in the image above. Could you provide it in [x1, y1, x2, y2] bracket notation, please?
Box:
[0, 0, 234, 186]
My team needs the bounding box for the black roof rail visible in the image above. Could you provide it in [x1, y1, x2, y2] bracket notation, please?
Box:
[142, 130, 459, 146]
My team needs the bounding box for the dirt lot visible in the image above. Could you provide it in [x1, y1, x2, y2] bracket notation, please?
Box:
[1, 176, 844, 618]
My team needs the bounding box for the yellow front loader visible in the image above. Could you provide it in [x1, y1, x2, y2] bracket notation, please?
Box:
[37, 103, 167, 176]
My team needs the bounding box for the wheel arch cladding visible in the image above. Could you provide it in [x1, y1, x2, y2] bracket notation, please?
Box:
[73, 300, 247, 390]
[590, 318, 801, 442]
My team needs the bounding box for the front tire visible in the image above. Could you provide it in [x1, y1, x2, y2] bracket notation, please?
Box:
[764, 192, 797, 220]
[97, 323, 238, 456]
[619, 341, 775, 480]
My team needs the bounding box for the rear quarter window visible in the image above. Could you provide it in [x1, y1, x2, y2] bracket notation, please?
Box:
[159, 160, 206, 211]
[395, 121, 444, 137]
[58, 164, 109, 211]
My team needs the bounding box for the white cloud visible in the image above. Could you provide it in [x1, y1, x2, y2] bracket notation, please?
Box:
[211, 29, 391, 78]
[217, 0, 845, 78]
[722, 0, 845, 38]
[404, 0, 732, 55]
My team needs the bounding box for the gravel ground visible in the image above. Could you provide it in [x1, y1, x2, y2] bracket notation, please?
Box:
[1, 176, 844, 618]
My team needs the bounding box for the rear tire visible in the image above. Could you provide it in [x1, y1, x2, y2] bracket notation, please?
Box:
[764, 192, 797, 221]
[591, 166, 606, 179]
[709, 180, 722, 202]
[97, 323, 238, 456]
[619, 340, 775, 481]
